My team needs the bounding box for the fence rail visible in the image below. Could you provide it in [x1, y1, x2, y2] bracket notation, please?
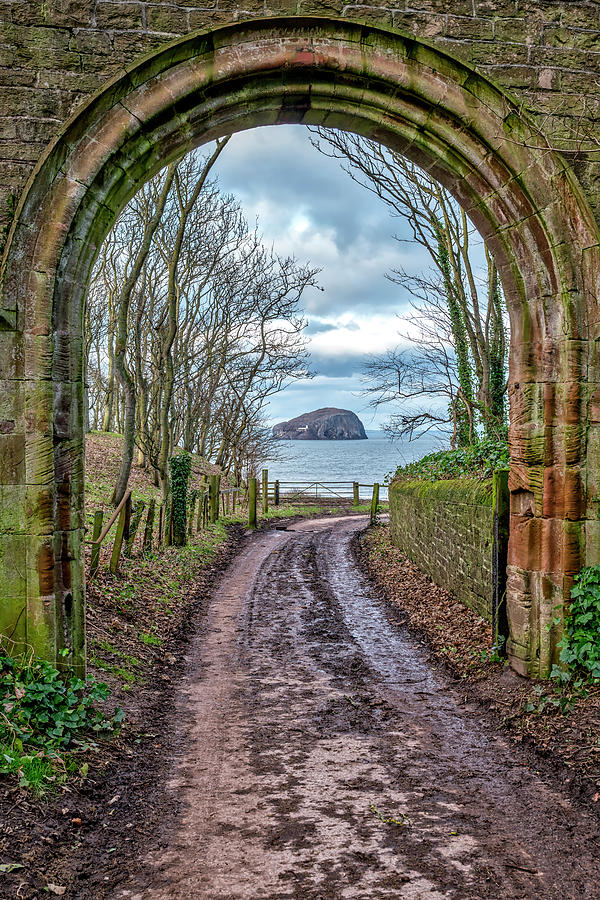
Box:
[266, 480, 385, 504]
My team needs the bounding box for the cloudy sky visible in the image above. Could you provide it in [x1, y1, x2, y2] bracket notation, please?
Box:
[211, 125, 434, 430]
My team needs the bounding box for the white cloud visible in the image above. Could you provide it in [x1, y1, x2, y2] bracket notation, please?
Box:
[210, 125, 448, 424]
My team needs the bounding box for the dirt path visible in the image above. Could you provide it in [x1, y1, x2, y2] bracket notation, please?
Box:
[118, 516, 599, 899]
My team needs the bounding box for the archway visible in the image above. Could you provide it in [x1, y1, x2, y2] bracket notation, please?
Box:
[1, 17, 599, 675]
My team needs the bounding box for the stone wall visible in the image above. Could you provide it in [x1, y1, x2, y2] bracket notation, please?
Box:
[389, 477, 498, 621]
[0, 2, 600, 234]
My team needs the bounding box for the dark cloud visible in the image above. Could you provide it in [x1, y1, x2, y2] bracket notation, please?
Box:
[308, 350, 369, 378]
[213, 126, 432, 320]
[304, 320, 339, 335]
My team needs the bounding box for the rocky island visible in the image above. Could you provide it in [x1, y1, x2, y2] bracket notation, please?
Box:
[273, 408, 368, 440]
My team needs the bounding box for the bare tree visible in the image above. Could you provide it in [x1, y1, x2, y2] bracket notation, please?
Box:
[85, 143, 317, 502]
[311, 129, 508, 445]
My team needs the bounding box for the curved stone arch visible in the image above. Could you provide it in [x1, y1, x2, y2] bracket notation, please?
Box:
[1, 17, 599, 675]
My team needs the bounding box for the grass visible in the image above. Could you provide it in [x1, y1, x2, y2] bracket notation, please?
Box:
[139, 631, 162, 647]
[0, 744, 67, 796]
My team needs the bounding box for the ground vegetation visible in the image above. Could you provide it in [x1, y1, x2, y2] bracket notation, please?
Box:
[390, 437, 510, 483]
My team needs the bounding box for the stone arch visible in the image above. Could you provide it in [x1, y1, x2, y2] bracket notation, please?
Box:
[1, 17, 599, 675]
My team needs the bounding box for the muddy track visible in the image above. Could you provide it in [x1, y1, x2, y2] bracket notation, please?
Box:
[116, 516, 599, 900]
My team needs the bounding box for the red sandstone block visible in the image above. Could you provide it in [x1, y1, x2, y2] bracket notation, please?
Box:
[508, 513, 542, 571]
[542, 466, 584, 519]
[539, 517, 565, 574]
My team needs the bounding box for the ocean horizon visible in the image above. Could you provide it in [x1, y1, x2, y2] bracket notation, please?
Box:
[265, 429, 447, 500]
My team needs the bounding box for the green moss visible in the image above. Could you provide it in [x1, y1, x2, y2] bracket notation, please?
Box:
[390, 477, 494, 507]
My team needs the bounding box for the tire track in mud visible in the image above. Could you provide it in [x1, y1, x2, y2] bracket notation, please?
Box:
[119, 516, 600, 899]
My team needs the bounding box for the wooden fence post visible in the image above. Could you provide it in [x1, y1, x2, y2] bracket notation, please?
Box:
[492, 468, 510, 655]
[262, 468, 269, 514]
[124, 500, 145, 557]
[248, 477, 257, 528]
[353, 482, 360, 507]
[110, 493, 132, 574]
[89, 510, 104, 578]
[274, 480, 280, 506]
[143, 499, 156, 553]
[209, 474, 219, 524]
[370, 483, 380, 525]
[188, 490, 197, 536]
[157, 503, 164, 547]
[196, 492, 203, 532]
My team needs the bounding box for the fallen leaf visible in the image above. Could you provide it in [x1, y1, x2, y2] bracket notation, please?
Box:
[47, 885, 66, 896]
[0, 863, 25, 873]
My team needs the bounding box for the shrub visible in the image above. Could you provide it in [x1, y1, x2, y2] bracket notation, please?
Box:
[390, 437, 509, 483]
[558, 565, 600, 680]
[0, 653, 123, 793]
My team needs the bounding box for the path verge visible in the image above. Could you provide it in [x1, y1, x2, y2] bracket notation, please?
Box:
[358, 523, 600, 815]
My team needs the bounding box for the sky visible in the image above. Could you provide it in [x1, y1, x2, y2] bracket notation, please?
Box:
[210, 125, 435, 430]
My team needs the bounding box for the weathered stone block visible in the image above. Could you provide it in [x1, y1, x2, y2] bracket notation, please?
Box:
[96, 2, 145, 29]
[45, 0, 96, 28]
[0, 484, 26, 534]
[0, 333, 25, 380]
[299, 0, 344, 14]
[0, 433, 25, 484]
[0, 533, 27, 597]
[340, 5, 393, 26]
[146, 5, 189, 33]
[585, 520, 600, 567]
[0, 597, 27, 648]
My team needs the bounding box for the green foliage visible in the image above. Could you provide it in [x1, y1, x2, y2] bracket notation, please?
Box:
[169, 452, 192, 546]
[1, 655, 122, 750]
[487, 269, 508, 436]
[391, 436, 509, 483]
[479, 635, 506, 664]
[0, 653, 124, 793]
[522, 567, 600, 717]
[139, 630, 162, 647]
[435, 223, 474, 447]
[523, 675, 589, 717]
[559, 565, 600, 680]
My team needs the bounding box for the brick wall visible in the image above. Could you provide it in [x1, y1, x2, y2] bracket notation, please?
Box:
[0, 2, 600, 232]
[389, 477, 497, 621]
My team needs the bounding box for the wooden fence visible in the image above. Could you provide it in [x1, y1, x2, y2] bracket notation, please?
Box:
[86, 479, 246, 577]
[85, 469, 383, 576]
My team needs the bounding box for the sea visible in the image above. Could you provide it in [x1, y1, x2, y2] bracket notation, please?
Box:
[265, 430, 445, 500]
